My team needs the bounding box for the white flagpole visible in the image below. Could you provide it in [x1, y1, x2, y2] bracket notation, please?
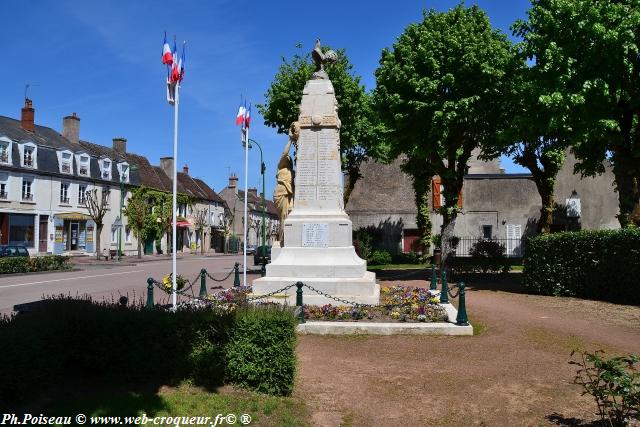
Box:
[172, 83, 180, 311]
[242, 124, 249, 287]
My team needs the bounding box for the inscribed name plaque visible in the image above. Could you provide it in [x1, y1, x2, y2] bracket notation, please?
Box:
[302, 223, 329, 248]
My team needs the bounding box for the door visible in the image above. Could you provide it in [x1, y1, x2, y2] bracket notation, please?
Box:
[39, 216, 48, 252]
[505, 224, 522, 257]
[70, 222, 79, 250]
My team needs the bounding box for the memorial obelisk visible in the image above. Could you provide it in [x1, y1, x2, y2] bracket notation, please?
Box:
[253, 40, 379, 305]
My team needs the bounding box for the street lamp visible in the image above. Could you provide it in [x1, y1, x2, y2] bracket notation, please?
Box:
[247, 138, 267, 276]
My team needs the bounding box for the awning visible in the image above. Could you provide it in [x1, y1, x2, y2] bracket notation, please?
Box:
[55, 212, 92, 221]
[176, 221, 192, 228]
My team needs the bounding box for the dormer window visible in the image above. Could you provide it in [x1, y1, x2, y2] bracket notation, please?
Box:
[0, 137, 10, 164]
[101, 159, 112, 180]
[60, 151, 73, 174]
[78, 155, 90, 176]
[21, 143, 36, 168]
[117, 162, 129, 183]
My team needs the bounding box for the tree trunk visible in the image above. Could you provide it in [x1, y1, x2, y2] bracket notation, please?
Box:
[201, 230, 205, 254]
[612, 150, 640, 228]
[95, 224, 103, 260]
[537, 190, 554, 234]
[413, 174, 432, 254]
[137, 239, 142, 259]
[440, 211, 457, 268]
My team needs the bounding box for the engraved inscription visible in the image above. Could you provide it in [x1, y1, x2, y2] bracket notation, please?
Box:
[296, 160, 317, 186]
[297, 132, 317, 160]
[302, 223, 329, 248]
[296, 186, 316, 201]
[317, 186, 340, 200]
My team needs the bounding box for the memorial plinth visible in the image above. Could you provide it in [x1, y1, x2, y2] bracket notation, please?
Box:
[252, 75, 379, 305]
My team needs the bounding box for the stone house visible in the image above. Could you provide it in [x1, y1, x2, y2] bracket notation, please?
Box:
[346, 151, 619, 256]
[219, 174, 280, 250]
[0, 98, 227, 256]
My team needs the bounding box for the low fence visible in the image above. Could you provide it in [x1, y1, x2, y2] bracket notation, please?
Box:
[452, 237, 526, 257]
[144, 265, 469, 326]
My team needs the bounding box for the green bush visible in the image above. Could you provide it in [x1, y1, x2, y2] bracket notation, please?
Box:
[523, 229, 640, 303]
[354, 229, 373, 261]
[0, 255, 71, 274]
[392, 251, 423, 264]
[369, 249, 392, 265]
[225, 306, 297, 396]
[0, 298, 297, 404]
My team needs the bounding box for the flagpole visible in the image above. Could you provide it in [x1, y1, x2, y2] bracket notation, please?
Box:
[242, 125, 249, 287]
[172, 83, 180, 311]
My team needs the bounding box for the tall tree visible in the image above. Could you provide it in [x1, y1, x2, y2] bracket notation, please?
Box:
[515, 0, 640, 227]
[193, 208, 207, 254]
[258, 43, 380, 203]
[374, 5, 518, 264]
[84, 188, 110, 260]
[123, 186, 151, 259]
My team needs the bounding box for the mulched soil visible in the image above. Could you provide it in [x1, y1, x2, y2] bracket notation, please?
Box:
[295, 274, 640, 426]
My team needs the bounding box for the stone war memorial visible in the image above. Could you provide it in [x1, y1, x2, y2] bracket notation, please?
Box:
[253, 40, 379, 305]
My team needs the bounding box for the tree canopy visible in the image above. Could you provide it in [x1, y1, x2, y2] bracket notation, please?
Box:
[257, 44, 380, 202]
[514, 0, 640, 227]
[373, 5, 518, 261]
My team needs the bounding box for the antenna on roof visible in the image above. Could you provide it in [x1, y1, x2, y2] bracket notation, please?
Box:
[24, 84, 39, 100]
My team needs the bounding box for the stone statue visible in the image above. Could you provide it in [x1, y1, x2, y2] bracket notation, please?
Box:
[273, 122, 299, 244]
[311, 39, 338, 80]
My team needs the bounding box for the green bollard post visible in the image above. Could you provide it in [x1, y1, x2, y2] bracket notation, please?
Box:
[199, 269, 207, 299]
[440, 270, 449, 304]
[146, 278, 155, 309]
[430, 264, 437, 290]
[233, 262, 240, 287]
[456, 282, 469, 326]
[296, 282, 305, 324]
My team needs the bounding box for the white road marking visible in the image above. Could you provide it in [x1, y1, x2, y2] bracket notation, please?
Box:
[0, 270, 145, 289]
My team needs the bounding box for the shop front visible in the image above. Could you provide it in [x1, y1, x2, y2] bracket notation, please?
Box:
[53, 212, 95, 255]
[0, 213, 36, 248]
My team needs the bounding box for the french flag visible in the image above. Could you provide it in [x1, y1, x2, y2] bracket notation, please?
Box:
[235, 102, 246, 126]
[162, 32, 173, 66]
[170, 41, 180, 83]
[244, 104, 251, 128]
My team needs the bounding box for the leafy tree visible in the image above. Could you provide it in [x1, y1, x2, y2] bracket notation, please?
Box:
[123, 186, 152, 259]
[193, 208, 207, 254]
[373, 5, 518, 264]
[84, 188, 110, 260]
[257, 44, 380, 203]
[515, 0, 640, 227]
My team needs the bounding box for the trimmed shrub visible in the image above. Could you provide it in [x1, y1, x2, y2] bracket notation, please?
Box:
[369, 249, 392, 265]
[0, 255, 71, 274]
[0, 297, 297, 404]
[523, 229, 640, 304]
[225, 306, 297, 396]
[391, 251, 423, 264]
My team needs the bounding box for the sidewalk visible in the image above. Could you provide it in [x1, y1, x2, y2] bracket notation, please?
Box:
[70, 251, 240, 266]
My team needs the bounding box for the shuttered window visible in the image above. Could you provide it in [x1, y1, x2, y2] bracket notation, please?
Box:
[432, 177, 463, 210]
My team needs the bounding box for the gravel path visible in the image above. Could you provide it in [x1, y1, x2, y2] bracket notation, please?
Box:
[295, 277, 640, 426]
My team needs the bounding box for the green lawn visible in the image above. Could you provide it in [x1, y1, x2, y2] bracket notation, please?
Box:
[367, 263, 432, 271]
[44, 383, 308, 427]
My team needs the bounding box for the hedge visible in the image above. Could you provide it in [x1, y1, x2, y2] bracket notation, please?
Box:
[0, 255, 71, 274]
[522, 229, 640, 304]
[0, 297, 297, 405]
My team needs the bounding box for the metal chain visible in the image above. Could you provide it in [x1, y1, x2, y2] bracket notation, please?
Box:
[447, 283, 460, 299]
[245, 283, 297, 302]
[205, 267, 236, 282]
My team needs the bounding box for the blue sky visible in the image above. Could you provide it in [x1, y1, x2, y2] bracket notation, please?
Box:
[2, 0, 531, 196]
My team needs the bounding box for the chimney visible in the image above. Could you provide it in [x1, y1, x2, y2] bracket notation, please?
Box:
[21, 99, 35, 132]
[62, 113, 80, 143]
[183, 164, 189, 175]
[228, 173, 238, 194]
[112, 137, 127, 154]
[248, 187, 258, 197]
[160, 157, 174, 178]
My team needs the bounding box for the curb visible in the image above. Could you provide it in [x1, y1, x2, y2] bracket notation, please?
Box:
[297, 321, 473, 336]
[0, 268, 82, 278]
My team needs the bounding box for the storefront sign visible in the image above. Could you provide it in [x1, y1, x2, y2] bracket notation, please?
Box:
[55, 227, 64, 243]
[87, 226, 94, 243]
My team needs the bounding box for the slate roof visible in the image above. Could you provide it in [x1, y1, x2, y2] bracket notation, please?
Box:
[236, 189, 279, 217]
[0, 114, 223, 204]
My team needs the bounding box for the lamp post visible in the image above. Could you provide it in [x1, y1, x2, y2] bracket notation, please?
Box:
[248, 138, 267, 276]
[118, 164, 137, 261]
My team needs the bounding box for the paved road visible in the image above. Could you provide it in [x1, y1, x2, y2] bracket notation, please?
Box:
[0, 254, 256, 314]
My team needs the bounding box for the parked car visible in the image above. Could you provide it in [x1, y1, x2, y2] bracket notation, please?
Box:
[244, 244, 258, 255]
[254, 245, 272, 265]
[0, 245, 30, 258]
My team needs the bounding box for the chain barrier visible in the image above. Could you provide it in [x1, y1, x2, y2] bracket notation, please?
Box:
[205, 267, 236, 283]
[447, 283, 460, 299]
[244, 283, 297, 302]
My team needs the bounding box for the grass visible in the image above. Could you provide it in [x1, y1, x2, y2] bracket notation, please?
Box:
[367, 263, 431, 271]
[510, 265, 524, 271]
[43, 383, 308, 427]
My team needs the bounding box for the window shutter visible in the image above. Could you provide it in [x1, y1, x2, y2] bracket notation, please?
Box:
[457, 187, 463, 208]
[432, 177, 441, 209]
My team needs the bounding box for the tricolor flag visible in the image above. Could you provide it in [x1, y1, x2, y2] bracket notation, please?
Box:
[162, 32, 173, 65]
[170, 40, 180, 83]
[244, 104, 251, 128]
[235, 102, 246, 126]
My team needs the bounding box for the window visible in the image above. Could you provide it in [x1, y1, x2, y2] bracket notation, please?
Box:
[23, 146, 35, 167]
[0, 173, 7, 199]
[22, 178, 34, 201]
[60, 183, 70, 204]
[102, 159, 112, 180]
[111, 227, 118, 243]
[79, 155, 89, 176]
[505, 224, 523, 256]
[0, 141, 9, 163]
[432, 177, 463, 210]
[125, 226, 131, 243]
[61, 152, 72, 173]
[118, 163, 129, 183]
[482, 225, 492, 240]
[8, 214, 35, 247]
[78, 185, 87, 205]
